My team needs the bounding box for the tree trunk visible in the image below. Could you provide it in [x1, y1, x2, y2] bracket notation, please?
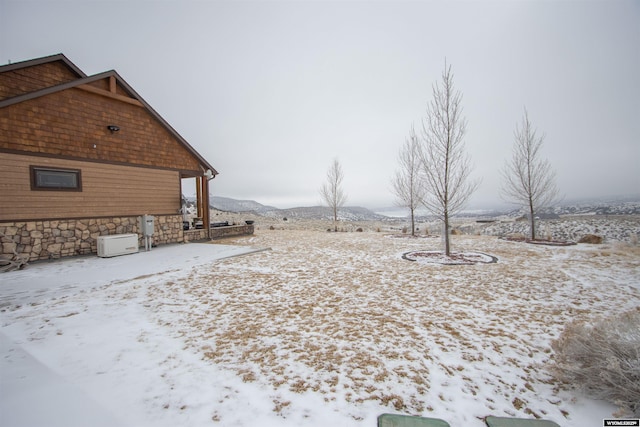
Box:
[529, 202, 536, 240]
[443, 213, 451, 256]
[410, 208, 416, 237]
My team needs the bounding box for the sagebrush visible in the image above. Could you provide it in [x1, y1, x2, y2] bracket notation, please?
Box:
[550, 308, 640, 416]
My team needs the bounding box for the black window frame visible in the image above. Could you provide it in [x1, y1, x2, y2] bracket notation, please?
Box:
[30, 166, 82, 191]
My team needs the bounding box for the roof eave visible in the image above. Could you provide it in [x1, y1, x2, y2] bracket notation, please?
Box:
[0, 67, 217, 176]
[0, 53, 86, 78]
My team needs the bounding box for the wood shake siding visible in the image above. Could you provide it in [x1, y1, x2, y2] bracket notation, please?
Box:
[0, 54, 221, 260]
[0, 88, 202, 172]
[0, 62, 80, 100]
[0, 152, 180, 221]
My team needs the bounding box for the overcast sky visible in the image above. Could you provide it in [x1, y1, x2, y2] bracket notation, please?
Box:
[2, 0, 639, 209]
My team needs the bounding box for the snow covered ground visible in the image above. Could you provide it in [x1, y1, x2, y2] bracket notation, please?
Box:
[1, 228, 639, 427]
[477, 216, 640, 243]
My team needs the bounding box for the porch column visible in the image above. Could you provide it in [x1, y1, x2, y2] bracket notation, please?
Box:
[195, 177, 203, 219]
[201, 176, 211, 239]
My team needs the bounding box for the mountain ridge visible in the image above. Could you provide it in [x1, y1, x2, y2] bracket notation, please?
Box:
[210, 196, 388, 221]
[180, 195, 640, 220]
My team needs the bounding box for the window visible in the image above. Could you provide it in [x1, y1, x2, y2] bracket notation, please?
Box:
[30, 166, 82, 191]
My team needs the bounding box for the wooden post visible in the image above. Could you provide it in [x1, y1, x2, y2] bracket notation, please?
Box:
[196, 177, 203, 219]
[202, 176, 210, 239]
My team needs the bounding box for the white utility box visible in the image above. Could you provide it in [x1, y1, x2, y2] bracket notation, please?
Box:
[140, 215, 155, 236]
[139, 215, 155, 251]
[97, 234, 139, 258]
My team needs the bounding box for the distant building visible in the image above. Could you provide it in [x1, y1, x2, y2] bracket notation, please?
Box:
[0, 54, 218, 261]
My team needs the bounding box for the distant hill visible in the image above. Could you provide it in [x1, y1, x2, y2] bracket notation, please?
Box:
[210, 196, 278, 214]
[542, 195, 640, 216]
[180, 195, 640, 221]
[503, 195, 640, 217]
[209, 196, 388, 221]
[268, 205, 389, 221]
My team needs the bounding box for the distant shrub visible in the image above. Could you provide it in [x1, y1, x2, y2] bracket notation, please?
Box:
[356, 227, 363, 232]
[550, 308, 640, 416]
[578, 234, 603, 244]
[402, 227, 407, 234]
[505, 233, 526, 241]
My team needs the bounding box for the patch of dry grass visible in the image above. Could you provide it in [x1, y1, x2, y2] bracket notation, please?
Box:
[149, 227, 640, 418]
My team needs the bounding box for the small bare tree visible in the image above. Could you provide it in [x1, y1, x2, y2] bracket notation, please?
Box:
[501, 109, 559, 240]
[420, 62, 478, 255]
[320, 158, 347, 232]
[392, 125, 426, 236]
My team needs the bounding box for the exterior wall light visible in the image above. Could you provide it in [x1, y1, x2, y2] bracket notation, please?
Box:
[107, 125, 120, 133]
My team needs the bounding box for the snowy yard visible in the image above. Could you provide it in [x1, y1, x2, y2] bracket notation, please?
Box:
[1, 228, 639, 427]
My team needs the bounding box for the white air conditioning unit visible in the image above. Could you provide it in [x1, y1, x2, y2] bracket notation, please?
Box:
[97, 234, 139, 258]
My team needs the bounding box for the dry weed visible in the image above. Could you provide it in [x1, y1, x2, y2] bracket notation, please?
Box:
[550, 307, 640, 416]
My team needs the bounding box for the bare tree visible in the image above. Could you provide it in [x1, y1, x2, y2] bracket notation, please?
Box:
[392, 125, 426, 236]
[320, 158, 347, 231]
[501, 109, 559, 240]
[420, 62, 478, 256]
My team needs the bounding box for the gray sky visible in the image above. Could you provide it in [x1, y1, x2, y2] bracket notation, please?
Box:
[2, 0, 639, 209]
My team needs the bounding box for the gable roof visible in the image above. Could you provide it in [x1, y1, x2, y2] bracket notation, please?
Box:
[0, 53, 86, 78]
[0, 54, 218, 177]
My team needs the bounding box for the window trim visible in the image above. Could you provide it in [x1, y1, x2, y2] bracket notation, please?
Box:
[30, 166, 82, 191]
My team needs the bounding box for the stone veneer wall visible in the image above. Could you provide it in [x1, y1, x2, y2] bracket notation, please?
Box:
[183, 228, 209, 242]
[210, 224, 254, 240]
[0, 214, 184, 262]
[183, 224, 255, 242]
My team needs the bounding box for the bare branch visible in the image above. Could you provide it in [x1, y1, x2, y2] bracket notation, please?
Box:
[501, 109, 560, 239]
[391, 125, 426, 236]
[419, 61, 479, 255]
[319, 158, 347, 231]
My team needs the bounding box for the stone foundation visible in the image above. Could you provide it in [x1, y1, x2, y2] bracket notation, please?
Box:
[1, 216, 255, 264]
[0, 215, 184, 262]
[184, 224, 255, 242]
[210, 224, 254, 240]
[184, 228, 209, 242]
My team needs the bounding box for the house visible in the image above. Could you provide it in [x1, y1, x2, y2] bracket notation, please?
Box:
[0, 53, 226, 262]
